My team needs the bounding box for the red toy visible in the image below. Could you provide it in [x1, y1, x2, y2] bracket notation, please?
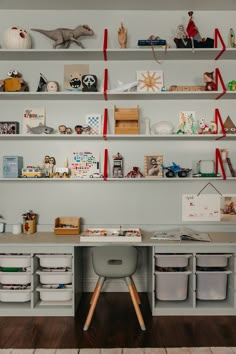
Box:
[204, 72, 217, 91]
[125, 166, 144, 178]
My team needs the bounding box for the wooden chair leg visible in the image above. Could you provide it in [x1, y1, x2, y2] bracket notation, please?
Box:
[90, 279, 99, 305]
[126, 277, 146, 331]
[131, 276, 141, 305]
[83, 276, 105, 331]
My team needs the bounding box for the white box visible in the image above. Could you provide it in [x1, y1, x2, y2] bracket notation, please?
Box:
[155, 254, 191, 268]
[0, 273, 31, 285]
[196, 254, 231, 268]
[0, 290, 31, 302]
[36, 254, 72, 268]
[0, 255, 31, 268]
[36, 271, 72, 284]
[37, 288, 72, 302]
[155, 271, 191, 301]
[196, 271, 231, 300]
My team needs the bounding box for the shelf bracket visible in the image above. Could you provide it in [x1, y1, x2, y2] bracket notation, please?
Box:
[103, 108, 108, 140]
[103, 68, 108, 101]
[103, 148, 108, 181]
[215, 148, 226, 180]
[215, 68, 226, 100]
[103, 28, 108, 61]
[214, 28, 226, 60]
[215, 108, 226, 140]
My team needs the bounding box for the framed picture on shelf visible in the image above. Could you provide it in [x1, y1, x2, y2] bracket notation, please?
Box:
[85, 113, 102, 135]
[144, 155, 163, 177]
[179, 111, 196, 134]
[137, 70, 163, 92]
[22, 107, 45, 134]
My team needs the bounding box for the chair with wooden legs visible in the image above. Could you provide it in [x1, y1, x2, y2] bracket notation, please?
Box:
[83, 245, 146, 331]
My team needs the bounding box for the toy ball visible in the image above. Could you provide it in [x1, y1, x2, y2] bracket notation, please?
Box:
[151, 121, 174, 135]
[3, 26, 32, 49]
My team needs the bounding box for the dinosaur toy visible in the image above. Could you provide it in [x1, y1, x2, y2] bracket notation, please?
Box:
[31, 25, 94, 49]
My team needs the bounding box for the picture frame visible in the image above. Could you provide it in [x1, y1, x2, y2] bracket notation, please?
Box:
[85, 113, 102, 135]
[144, 155, 163, 177]
[137, 70, 163, 92]
[0, 121, 19, 134]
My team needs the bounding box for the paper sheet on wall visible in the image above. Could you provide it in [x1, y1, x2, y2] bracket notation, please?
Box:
[182, 194, 220, 221]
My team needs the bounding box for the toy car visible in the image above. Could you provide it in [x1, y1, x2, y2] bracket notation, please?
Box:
[89, 173, 103, 178]
[162, 162, 192, 178]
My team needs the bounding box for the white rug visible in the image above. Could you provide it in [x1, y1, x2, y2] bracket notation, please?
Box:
[0, 349, 236, 354]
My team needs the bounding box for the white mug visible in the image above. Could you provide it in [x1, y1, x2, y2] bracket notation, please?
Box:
[12, 224, 22, 235]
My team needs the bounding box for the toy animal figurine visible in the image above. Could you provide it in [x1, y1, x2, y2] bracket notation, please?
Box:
[125, 167, 144, 178]
[204, 71, 217, 91]
[31, 25, 94, 49]
[26, 123, 54, 134]
[82, 75, 97, 92]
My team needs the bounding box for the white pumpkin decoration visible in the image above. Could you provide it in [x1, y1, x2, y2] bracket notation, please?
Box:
[3, 26, 32, 49]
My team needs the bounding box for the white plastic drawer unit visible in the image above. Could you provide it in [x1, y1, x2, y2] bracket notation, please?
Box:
[0, 272, 31, 285]
[36, 271, 72, 285]
[36, 287, 72, 302]
[36, 254, 72, 269]
[155, 271, 191, 301]
[155, 254, 191, 268]
[196, 271, 232, 300]
[0, 254, 31, 268]
[0, 289, 31, 302]
[196, 254, 232, 268]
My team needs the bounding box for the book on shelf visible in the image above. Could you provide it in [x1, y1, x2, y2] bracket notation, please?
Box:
[151, 227, 211, 242]
[80, 228, 142, 243]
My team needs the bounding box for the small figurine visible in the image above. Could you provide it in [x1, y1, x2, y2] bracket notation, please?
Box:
[82, 75, 97, 92]
[204, 71, 217, 91]
[46, 81, 59, 92]
[112, 152, 123, 178]
[118, 22, 127, 48]
[198, 118, 217, 134]
[125, 167, 144, 178]
[74, 125, 83, 134]
[43, 155, 51, 177]
[58, 125, 67, 134]
[31, 25, 94, 49]
[37, 73, 48, 92]
[74, 124, 91, 134]
[65, 127, 73, 134]
[49, 156, 56, 178]
[2, 70, 29, 92]
[228, 80, 236, 91]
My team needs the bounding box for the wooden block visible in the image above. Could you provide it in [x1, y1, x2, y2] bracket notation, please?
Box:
[54, 217, 80, 235]
[182, 86, 191, 91]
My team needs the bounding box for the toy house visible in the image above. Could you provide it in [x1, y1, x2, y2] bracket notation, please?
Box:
[114, 106, 139, 134]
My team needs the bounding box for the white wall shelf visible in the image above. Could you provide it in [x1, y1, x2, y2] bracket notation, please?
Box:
[0, 92, 104, 100]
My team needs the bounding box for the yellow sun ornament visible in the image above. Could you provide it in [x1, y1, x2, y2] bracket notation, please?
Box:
[137, 70, 163, 92]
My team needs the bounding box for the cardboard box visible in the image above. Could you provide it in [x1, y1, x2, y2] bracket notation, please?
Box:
[54, 217, 80, 235]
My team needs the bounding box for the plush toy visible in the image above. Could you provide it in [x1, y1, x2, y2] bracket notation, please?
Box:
[204, 72, 217, 91]
[2, 70, 29, 92]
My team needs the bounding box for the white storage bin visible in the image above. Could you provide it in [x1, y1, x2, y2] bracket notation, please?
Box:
[0, 290, 31, 302]
[155, 271, 191, 301]
[36, 271, 72, 284]
[37, 288, 72, 302]
[0, 255, 31, 268]
[196, 271, 231, 300]
[196, 254, 231, 268]
[0, 272, 31, 285]
[36, 254, 72, 268]
[155, 254, 191, 268]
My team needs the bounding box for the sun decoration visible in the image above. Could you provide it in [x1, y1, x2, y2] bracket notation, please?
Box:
[137, 70, 163, 92]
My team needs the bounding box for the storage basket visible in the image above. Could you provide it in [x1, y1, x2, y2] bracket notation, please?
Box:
[0, 255, 31, 268]
[155, 271, 191, 301]
[155, 254, 191, 268]
[196, 254, 231, 268]
[0, 290, 31, 302]
[196, 271, 231, 300]
[37, 288, 72, 302]
[36, 254, 72, 269]
[0, 272, 31, 285]
[36, 271, 72, 285]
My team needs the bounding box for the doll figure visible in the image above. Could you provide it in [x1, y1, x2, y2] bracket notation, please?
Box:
[204, 72, 217, 91]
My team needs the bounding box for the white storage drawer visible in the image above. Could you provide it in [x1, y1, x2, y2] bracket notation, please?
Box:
[155, 271, 191, 301]
[196, 271, 231, 300]
[36, 271, 72, 284]
[0, 255, 31, 268]
[0, 290, 31, 302]
[36, 254, 72, 268]
[36, 287, 72, 302]
[0, 272, 31, 285]
[155, 254, 191, 268]
[196, 254, 231, 268]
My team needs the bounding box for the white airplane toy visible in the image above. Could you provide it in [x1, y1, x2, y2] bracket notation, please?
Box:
[110, 80, 138, 93]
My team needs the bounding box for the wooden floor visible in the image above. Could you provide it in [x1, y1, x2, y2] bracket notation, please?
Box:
[0, 293, 236, 349]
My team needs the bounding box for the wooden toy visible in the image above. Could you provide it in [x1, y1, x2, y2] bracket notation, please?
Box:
[169, 85, 205, 91]
[137, 71, 163, 92]
[125, 167, 144, 178]
[118, 22, 127, 48]
[223, 116, 236, 134]
[114, 106, 139, 134]
[31, 25, 94, 49]
[112, 152, 123, 178]
[54, 217, 80, 235]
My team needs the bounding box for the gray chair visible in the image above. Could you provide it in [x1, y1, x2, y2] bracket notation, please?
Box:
[83, 245, 146, 331]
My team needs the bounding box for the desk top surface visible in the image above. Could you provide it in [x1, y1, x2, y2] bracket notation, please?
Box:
[0, 231, 236, 247]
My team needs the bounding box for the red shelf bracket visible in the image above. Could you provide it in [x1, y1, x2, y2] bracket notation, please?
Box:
[215, 108, 226, 140]
[103, 108, 108, 140]
[103, 68, 108, 101]
[215, 68, 226, 100]
[103, 28, 108, 61]
[103, 148, 108, 180]
[214, 28, 226, 60]
[215, 148, 226, 180]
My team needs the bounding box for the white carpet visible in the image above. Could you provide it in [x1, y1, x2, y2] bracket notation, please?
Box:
[0, 349, 236, 354]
